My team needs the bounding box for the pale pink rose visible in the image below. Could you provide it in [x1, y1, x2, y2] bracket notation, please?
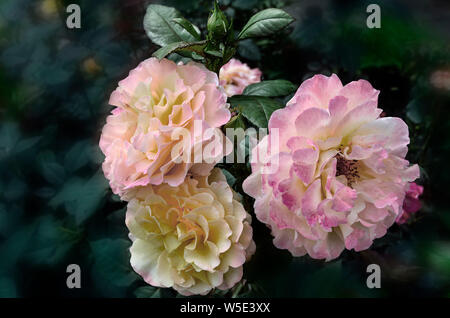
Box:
[219, 58, 262, 97]
[243, 74, 420, 261]
[99, 58, 231, 199]
[396, 182, 424, 224]
[126, 169, 255, 296]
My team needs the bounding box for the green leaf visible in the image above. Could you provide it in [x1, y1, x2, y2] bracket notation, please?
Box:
[64, 140, 92, 173]
[134, 286, 162, 298]
[50, 172, 108, 225]
[427, 242, 450, 277]
[204, 43, 224, 58]
[243, 80, 297, 97]
[26, 216, 79, 266]
[38, 151, 66, 185]
[0, 122, 19, 157]
[172, 17, 201, 40]
[229, 95, 284, 128]
[224, 113, 246, 130]
[237, 8, 294, 40]
[15, 136, 41, 153]
[152, 41, 206, 60]
[221, 169, 237, 187]
[90, 239, 138, 295]
[143, 5, 197, 46]
[0, 123, 41, 159]
[0, 224, 34, 272]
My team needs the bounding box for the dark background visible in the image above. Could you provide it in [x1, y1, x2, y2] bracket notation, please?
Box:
[0, 0, 449, 297]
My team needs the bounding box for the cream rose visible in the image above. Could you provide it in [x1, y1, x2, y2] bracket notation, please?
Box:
[126, 168, 255, 295]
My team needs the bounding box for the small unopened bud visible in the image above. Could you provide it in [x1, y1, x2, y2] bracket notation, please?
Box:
[207, 1, 228, 40]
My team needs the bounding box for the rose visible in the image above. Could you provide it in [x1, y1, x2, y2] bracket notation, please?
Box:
[243, 74, 419, 261]
[219, 58, 262, 97]
[126, 168, 255, 295]
[99, 58, 231, 199]
[396, 182, 424, 224]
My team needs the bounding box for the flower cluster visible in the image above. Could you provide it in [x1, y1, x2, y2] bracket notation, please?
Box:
[101, 55, 423, 293]
[100, 58, 255, 295]
[243, 74, 420, 261]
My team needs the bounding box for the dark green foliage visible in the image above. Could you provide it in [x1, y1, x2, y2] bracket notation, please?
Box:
[229, 95, 284, 128]
[144, 1, 293, 73]
[0, 0, 449, 298]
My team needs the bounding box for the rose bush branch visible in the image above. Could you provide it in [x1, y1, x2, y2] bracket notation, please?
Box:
[143, 1, 298, 163]
[144, 1, 294, 75]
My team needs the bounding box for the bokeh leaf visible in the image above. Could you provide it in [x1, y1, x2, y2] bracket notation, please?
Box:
[90, 238, 138, 296]
[134, 286, 162, 298]
[50, 172, 108, 225]
[38, 151, 66, 185]
[64, 140, 93, 173]
[26, 216, 79, 266]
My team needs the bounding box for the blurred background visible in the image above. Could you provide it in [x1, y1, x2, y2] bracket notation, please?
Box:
[0, 0, 449, 297]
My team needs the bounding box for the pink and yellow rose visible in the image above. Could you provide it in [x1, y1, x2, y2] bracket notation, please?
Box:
[243, 74, 419, 261]
[219, 58, 262, 97]
[100, 58, 231, 199]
